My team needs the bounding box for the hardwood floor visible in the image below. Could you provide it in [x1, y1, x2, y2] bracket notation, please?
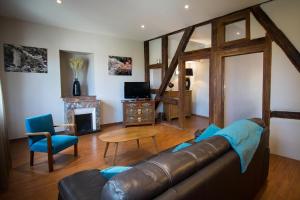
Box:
[0, 116, 300, 200]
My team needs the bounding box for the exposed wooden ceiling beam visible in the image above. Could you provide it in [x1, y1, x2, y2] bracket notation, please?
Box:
[251, 6, 300, 73]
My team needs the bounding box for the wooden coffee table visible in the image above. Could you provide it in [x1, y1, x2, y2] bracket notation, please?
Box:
[98, 127, 159, 165]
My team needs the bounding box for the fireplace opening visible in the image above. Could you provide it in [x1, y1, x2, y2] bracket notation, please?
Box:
[75, 113, 93, 134]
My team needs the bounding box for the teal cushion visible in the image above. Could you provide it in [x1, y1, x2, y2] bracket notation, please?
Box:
[100, 166, 132, 179]
[30, 135, 78, 154]
[194, 124, 221, 143]
[25, 114, 56, 146]
[172, 142, 192, 152]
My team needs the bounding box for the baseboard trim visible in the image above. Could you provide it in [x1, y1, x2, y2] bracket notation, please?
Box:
[101, 121, 123, 128]
[192, 114, 209, 119]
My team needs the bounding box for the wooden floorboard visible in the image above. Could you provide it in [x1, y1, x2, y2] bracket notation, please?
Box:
[0, 116, 300, 200]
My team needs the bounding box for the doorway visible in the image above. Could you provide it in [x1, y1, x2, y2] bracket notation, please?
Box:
[224, 53, 264, 126]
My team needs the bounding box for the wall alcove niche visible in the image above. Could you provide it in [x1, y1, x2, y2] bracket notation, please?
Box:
[59, 50, 95, 97]
[59, 50, 100, 134]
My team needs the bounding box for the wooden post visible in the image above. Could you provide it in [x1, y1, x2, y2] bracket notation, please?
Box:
[209, 21, 218, 125]
[144, 41, 150, 82]
[178, 56, 186, 129]
[262, 35, 272, 127]
[162, 35, 168, 78]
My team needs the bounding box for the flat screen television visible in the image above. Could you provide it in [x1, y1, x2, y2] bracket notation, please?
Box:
[124, 82, 150, 99]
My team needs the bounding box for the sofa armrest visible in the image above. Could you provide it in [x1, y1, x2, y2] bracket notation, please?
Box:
[194, 128, 205, 138]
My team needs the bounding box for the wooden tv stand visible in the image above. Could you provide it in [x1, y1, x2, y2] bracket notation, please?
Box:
[122, 99, 155, 127]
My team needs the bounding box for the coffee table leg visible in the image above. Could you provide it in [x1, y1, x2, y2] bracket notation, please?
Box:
[152, 136, 159, 154]
[113, 142, 119, 166]
[103, 142, 109, 158]
[137, 139, 140, 148]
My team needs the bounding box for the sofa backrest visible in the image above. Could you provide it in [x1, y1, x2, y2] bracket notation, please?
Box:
[154, 127, 269, 200]
[101, 136, 230, 200]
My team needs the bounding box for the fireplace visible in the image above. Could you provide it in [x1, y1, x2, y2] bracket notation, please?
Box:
[62, 96, 101, 135]
[75, 113, 93, 134]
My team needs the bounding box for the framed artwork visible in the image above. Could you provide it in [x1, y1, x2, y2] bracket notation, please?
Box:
[3, 44, 48, 73]
[108, 55, 132, 75]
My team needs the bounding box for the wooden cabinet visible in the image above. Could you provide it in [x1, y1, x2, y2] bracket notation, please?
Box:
[122, 100, 155, 127]
[164, 90, 192, 121]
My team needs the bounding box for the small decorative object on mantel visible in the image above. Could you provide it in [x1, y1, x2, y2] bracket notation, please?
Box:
[108, 55, 132, 75]
[69, 57, 85, 96]
[3, 44, 47, 73]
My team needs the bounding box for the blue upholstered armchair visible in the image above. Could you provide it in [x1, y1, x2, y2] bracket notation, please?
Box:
[25, 114, 78, 172]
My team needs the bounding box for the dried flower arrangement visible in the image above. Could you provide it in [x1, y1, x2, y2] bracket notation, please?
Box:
[69, 57, 84, 79]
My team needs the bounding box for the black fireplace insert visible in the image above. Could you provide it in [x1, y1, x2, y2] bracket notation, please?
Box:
[75, 113, 93, 134]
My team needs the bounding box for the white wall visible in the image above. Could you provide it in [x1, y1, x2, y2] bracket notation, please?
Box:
[224, 53, 263, 126]
[261, 0, 300, 160]
[0, 17, 144, 139]
[189, 60, 210, 117]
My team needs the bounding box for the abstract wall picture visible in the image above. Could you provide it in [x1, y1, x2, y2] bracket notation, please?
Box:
[108, 55, 132, 75]
[3, 44, 48, 73]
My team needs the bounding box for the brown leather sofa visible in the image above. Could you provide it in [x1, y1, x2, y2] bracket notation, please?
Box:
[58, 119, 269, 200]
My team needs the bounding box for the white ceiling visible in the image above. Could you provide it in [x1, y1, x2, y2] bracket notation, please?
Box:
[0, 0, 268, 41]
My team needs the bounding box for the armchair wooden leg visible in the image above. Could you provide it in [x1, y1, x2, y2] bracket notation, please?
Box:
[30, 151, 34, 166]
[74, 143, 78, 157]
[48, 152, 54, 172]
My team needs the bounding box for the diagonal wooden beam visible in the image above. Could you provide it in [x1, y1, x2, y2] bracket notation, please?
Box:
[251, 5, 300, 73]
[155, 26, 194, 107]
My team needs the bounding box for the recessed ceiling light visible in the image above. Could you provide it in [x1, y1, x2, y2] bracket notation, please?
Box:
[184, 4, 189, 10]
[141, 25, 145, 29]
[57, 0, 62, 4]
[236, 32, 241, 35]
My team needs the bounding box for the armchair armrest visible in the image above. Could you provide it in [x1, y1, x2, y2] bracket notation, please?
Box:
[27, 132, 53, 153]
[27, 132, 51, 137]
[54, 124, 77, 136]
[54, 124, 75, 128]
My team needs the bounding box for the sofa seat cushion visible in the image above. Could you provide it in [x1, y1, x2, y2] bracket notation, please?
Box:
[30, 135, 78, 154]
[59, 169, 108, 200]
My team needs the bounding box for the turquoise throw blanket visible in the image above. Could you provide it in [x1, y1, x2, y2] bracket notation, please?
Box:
[215, 119, 263, 173]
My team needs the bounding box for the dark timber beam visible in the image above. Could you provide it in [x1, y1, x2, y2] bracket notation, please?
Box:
[148, 63, 162, 69]
[271, 111, 300, 120]
[181, 48, 211, 61]
[162, 36, 168, 78]
[155, 26, 194, 107]
[178, 57, 186, 128]
[144, 41, 150, 82]
[251, 6, 300, 73]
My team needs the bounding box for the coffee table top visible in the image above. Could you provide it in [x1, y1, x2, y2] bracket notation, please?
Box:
[98, 127, 157, 143]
